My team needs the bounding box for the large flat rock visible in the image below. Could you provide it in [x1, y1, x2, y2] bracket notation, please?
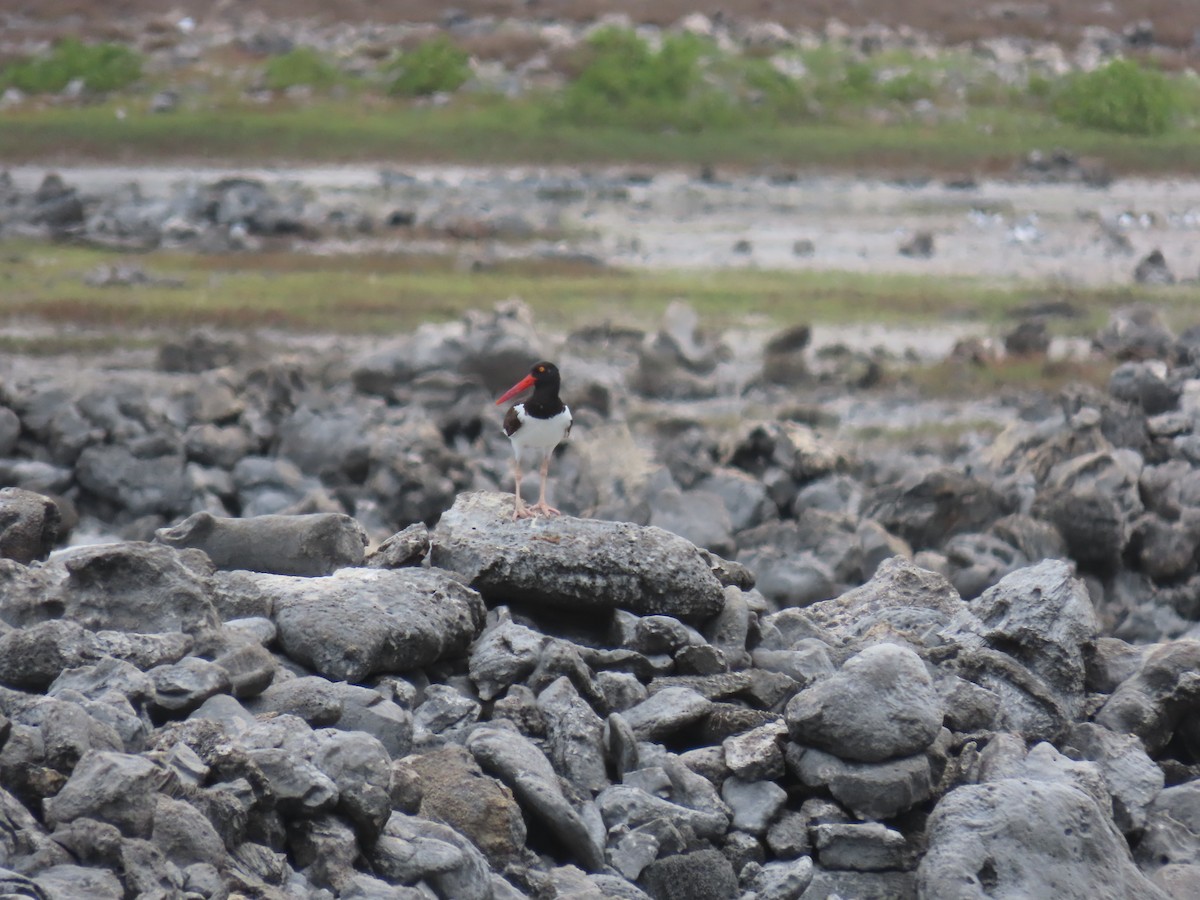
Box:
[430, 492, 727, 622]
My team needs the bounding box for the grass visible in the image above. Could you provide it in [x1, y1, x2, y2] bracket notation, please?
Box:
[4, 240, 1200, 341]
[4, 97, 1200, 174]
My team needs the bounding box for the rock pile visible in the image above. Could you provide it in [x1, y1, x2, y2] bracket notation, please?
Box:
[1, 303, 1200, 897]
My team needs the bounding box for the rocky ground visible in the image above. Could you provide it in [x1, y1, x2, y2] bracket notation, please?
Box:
[5, 162, 1199, 287]
[1, 296, 1200, 898]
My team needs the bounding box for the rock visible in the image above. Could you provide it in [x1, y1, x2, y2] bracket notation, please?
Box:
[640, 848, 738, 900]
[537, 676, 608, 795]
[1135, 781, 1200, 872]
[155, 512, 367, 576]
[431, 492, 726, 622]
[0, 488, 60, 563]
[259, 567, 485, 682]
[1064, 723, 1163, 834]
[408, 744, 526, 866]
[1094, 305, 1174, 361]
[1004, 319, 1051, 357]
[918, 778, 1170, 900]
[1134, 250, 1175, 285]
[2, 542, 219, 636]
[720, 776, 787, 834]
[945, 560, 1097, 714]
[151, 795, 227, 868]
[44, 750, 172, 837]
[311, 729, 394, 840]
[75, 443, 193, 517]
[786, 744, 935, 821]
[1094, 640, 1200, 753]
[364, 523, 430, 568]
[864, 468, 1010, 550]
[898, 231, 935, 258]
[620, 687, 713, 741]
[785, 643, 944, 762]
[467, 724, 605, 871]
[762, 324, 812, 386]
[814, 822, 916, 871]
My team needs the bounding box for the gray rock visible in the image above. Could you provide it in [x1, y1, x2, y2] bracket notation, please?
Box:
[785, 643, 943, 762]
[262, 567, 484, 682]
[1135, 781, 1200, 872]
[34, 864, 123, 899]
[468, 616, 547, 702]
[640, 848, 738, 900]
[75, 443, 193, 516]
[1064, 723, 1163, 834]
[620, 687, 713, 741]
[723, 720, 787, 781]
[329, 682, 413, 759]
[44, 750, 172, 837]
[918, 778, 1170, 900]
[3, 542, 219, 636]
[696, 467, 776, 533]
[430, 492, 726, 622]
[246, 747, 338, 815]
[1134, 249, 1175, 285]
[150, 795, 227, 868]
[945, 560, 1097, 714]
[1094, 639, 1200, 753]
[248, 676, 344, 726]
[311, 729, 393, 839]
[746, 856, 815, 899]
[0, 620, 91, 691]
[720, 776, 786, 834]
[148, 656, 231, 717]
[597, 783, 729, 842]
[365, 523, 431, 569]
[647, 487, 735, 557]
[413, 684, 480, 741]
[466, 723, 605, 871]
[537, 676, 608, 795]
[813, 822, 915, 871]
[1033, 449, 1144, 571]
[786, 744, 934, 821]
[155, 511, 367, 576]
[786, 556, 965, 651]
[0, 488, 60, 564]
[863, 468, 1008, 550]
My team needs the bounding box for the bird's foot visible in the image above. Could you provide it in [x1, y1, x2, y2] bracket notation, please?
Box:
[512, 503, 536, 520]
[528, 501, 561, 517]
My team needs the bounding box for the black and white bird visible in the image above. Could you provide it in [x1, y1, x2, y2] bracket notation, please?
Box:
[495, 361, 572, 519]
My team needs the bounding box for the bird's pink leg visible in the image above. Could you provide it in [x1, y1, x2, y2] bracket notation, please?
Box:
[529, 454, 561, 517]
[511, 461, 534, 519]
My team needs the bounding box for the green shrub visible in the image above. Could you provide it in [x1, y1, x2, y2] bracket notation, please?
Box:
[1, 39, 141, 94]
[879, 70, 937, 104]
[264, 47, 340, 91]
[554, 27, 718, 129]
[1054, 59, 1175, 135]
[386, 36, 471, 97]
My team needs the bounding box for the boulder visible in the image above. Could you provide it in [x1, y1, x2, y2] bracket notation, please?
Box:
[430, 492, 726, 622]
[263, 567, 485, 682]
[154, 511, 367, 576]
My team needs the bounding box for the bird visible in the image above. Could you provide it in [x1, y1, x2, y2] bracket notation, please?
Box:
[495, 361, 572, 520]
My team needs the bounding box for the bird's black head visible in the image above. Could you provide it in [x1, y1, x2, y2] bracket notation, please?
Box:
[496, 361, 563, 407]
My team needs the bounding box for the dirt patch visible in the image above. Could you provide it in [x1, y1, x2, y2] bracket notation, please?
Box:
[10, 0, 1200, 51]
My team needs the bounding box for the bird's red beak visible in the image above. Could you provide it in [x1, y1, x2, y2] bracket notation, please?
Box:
[496, 374, 536, 405]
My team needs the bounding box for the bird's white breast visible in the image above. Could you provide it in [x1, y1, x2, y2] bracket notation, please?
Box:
[509, 405, 572, 457]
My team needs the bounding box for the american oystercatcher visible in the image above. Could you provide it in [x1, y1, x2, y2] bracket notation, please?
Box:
[495, 361, 572, 519]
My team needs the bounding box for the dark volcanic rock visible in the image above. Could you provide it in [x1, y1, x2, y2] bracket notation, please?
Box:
[431, 491, 727, 622]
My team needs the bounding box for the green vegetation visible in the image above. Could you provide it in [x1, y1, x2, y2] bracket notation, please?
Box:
[3, 240, 1199, 339]
[0, 39, 141, 94]
[264, 47, 342, 91]
[1053, 59, 1178, 135]
[2, 28, 1200, 174]
[385, 36, 471, 97]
